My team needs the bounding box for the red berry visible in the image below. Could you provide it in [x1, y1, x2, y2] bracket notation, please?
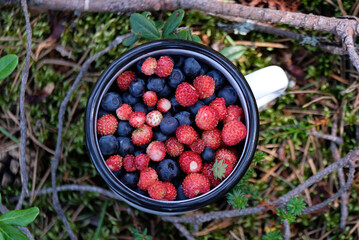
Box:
[135, 154, 150, 171]
[131, 125, 153, 146]
[201, 163, 222, 187]
[129, 111, 146, 128]
[145, 110, 163, 127]
[202, 128, 222, 150]
[117, 71, 136, 91]
[182, 173, 210, 198]
[165, 137, 184, 157]
[146, 141, 166, 162]
[163, 182, 177, 201]
[215, 148, 237, 165]
[212, 157, 234, 180]
[155, 56, 173, 77]
[116, 103, 133, 120]
[97, 114, 118, 136]
[195, 106, 219, 130]
[141, 57, 157, 75]
[179, 151, 202, 174]
[138, 167, 158, 191]
[189, 138, 205, 154]
[157, 98, 171, 113]
[175, 82, 199, 107]
[105, 155, 123, 172]
[143, 91, 158, 107]
[176, 125, 198, 145]
[123, 155, 136, 172]
[222, 120, 247, 146]
[193, 75, 215, 99]
[224, 105, 244, 124]
[148, 180, 167, 200]
[209, 98, 227, 121]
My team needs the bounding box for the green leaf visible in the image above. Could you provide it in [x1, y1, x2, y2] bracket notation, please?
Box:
[93, 201, 108, 240]
[123, 34, 139, 47]
[212, 159, 227, 179]
[162, 9, 185, 38]
[226, 189, 248, 210]
[187, 30, 193, 41]
[176, 29, 188, 40]
[0, 54, 18, 81]
[219, 46, 246, 61]
[263, 230, 283, 240]
[286, 197, 305, 216]
[155, 21, 164, 30]
[0, 207, 39, 227]
[0, 126, 19, 144]
[191, 34, 202, 43]
[0, 225, 28, 240]
[130, 13, 160, 41]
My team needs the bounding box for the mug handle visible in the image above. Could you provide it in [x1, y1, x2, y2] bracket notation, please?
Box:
[244, 66, 289, 111]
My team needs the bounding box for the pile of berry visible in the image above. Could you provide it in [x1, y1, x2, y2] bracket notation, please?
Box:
[96, 55, 247, 201]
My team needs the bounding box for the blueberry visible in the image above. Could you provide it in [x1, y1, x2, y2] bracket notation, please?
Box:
[202, 92, 216, 105]
[188, 100, 205, 115]
[134, 187, 149, 197]
[217, 87, 238, 106]
[207, 70, 225, 91]
[174, 111, 193, 126]
[201, 147, 215, 163]
[168, 68, 185, 88]
[147, 77, 165, 92]
[134, 150, 145, 156]
[129, 78, 146, 97]
[177, 184, 188, 200]
[157, 159, 181, 181]
[147, 105, 157, 112]
[183, 57, 201, 79]
[132, 102, 147, 114]
[160, 116, 179, 135]
[199, 62, 209, 75]
[117, 121, 133, 137]
[113, 169, 124, 179]
[163, 111, 173, 118]
[170, 96, 182, 112]
[157, 84, 172, 98]
[136, 58, 146, 76]
[172, 56, 184, 68]
[99, 135, 119, 156]
[101, 92, 122, 111]
[120, 172, 139, 189]
[153, 131, 169, 142]
[98, 108, 110, 119]
[117, 137, 134, 156]
[122, 92, 140, 105]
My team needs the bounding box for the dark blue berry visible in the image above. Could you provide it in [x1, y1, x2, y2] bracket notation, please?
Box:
[117, 137, 134, 156]
[183, 57, 201, 79]
[117, 121, 133, 137]
[177, 184, 188, 200]
[98, 108, 110, 119]
[217, 87, 238, 106]
[188, 100, 205, 115]
[132, 102, 147, 114]
[170, 96, 182, 112]
[113, 169, 124, 179]
[199, 62, 209, 75]
[153, 131, 169, 142]
[147, 105, 156, 112]
[172, 56, 184, 68]
[122, 92, 139, 105]
[163, 111, 173, 118]
[160, 116, 179, 135]
[157, 159, 180, 181]
[134, 187, 149, 197]
[168, 68, 185, 88]
[157, 84, 172, 98]
[99, 135, 119, 156]
[207, 70, 225, 91]
[134, 150, 145, 156]
[129, 78, 146, 97]
[174, 111, 193, 126]
[101, 92, 122, 111]
[202, 92, 216, 105]
[136, 58, 146, 76]
[147, 77, 165, 92]
[120, 172, 139, 189]
[201, 147, 215, 163]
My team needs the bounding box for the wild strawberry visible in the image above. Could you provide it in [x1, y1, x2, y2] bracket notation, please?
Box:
[157, 98, 171, 113]
[201, 163, 221, 187]
[195, 106, 219, 130]
[131, 125, 153, 146]
[105, 155, 123, 172]
[209, 98, 227, 121]
[222, 120, 247, 146]
[145, 110, 163, 127]
[155, 56, 173, 77]
[135, 154, 150, 171]
[116, 103, 133, 120]
[148, 180, 166, 200]
[165, 137, 184, 157]
[215, 148, 237, 165]
[182, 173, 210, 198]
[179, 151, 202, 174]
[143, 91, 158, 107]
[202, 128, 222, 149]
[97, 114, 118, 136]
[129, 111, 146, 128]
[123, 155, 136, 172]
[176, 125, 198, 145]
[190, 138, 205, 154]
[141, 57, 157, 75]
[146, 141, 166, 162]
[175, 82, 199, 107]
[212, 158, 234, 180]
[163, 182, 177, 201]
[138, 167, 158, 190]
[224, 105, 244, 124]
[193, 75, 215, 99]
[117, 71, 136, 91]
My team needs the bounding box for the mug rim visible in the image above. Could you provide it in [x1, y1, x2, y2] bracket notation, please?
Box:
[85, 39, 259, 214]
